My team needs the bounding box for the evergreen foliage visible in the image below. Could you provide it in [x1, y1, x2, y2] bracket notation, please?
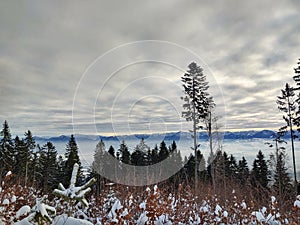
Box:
[251, 150, 269, 188]
[277, 83, 298, 184]
[0, 120, 14, 182]
[181, 62, 213, 191]
[64, 135, 81, 186]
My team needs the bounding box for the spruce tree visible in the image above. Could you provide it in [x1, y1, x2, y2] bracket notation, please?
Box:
[56, 155, 65, 186]
[158, 141, 169, 162]
[64, 134, 81, 186]
[0, 120, 14, 183]
[119, 140, 130, 164]
[181, 62, 213, 191]
[38, 142, 58, 191]
[14, 136, 28, 183]
[92, 140, 106, 195]
[277, 83, 298, 185]
[24, 130, 36, 185]
[131, 138, 149, 166]
[292, 58, 300, 189]
[237, 157, 249, 183]
[108, 145, 115, 157]
[228, 154, 238, 178]
[150, 144, 159, 165]
[251, 150, 269, 188]
[222, 151, 230, 177]
[273, 151, 292, 197]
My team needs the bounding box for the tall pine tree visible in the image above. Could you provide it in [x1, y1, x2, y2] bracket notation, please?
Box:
[277, 83, 298, 185]
[181, 62, 212, 191]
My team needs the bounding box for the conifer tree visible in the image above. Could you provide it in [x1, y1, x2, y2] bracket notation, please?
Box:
[150, 144, 159, 165]
[292, 59, 300, 189]
[277, 83, 298, 185]
[14, 136, 28, 182]
[273, 151, 292, 197]
[24, 130, 36, 185]
[0, 120, 14, 183]
[251, 150, 269, 188]
[56, 155, 66, 187]
[64, 134, 81, 186]
[131, 138, 149, 166]
[228, 154, 238, 178]
[108, 145, 115, 157]
[38, 142, 58, 191]
[181, 62, 213, 191]
[237, 157, 249, 183]
[119, 140, 131, 164]
[92, 140, 113, 193]
[158, 141, 169, 162]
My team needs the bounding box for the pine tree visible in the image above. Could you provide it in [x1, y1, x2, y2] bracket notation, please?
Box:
[181, 62, 213, 191]
[131, 138, 149, 166]
[251, 150, 269, 188]
[0, 120, 14, 183]
[237, 157, 249, 183]
[228, 154, 238, 178]
[150, 144, 159, 165]
[158, 141, 169, 162]
[108, 145, 115, 157]
[14, 136, 28, 182]
[277, 83, 298, 184]
[119, 140, 131, 164]
[222, 151, 230, 177]
[92, 140, 112, 194]
[56, 155, 65, 186]
[273, 151, 292, 198]
[38, 142, 58, 191]
[292, 58, 300, 189]
[24, 130, 36, 186]
[64, 134, 81, 186]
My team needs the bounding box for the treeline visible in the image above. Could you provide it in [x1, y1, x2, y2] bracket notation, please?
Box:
[0, 120, 82, 192]
[0, 120, 297, 205]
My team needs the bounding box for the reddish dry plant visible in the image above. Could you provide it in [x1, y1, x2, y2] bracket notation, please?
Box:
[0, 182, 299, 224]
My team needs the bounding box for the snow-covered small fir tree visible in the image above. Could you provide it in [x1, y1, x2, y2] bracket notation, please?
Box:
[53, 163, 96, 216]
[14, 196, 56, 225]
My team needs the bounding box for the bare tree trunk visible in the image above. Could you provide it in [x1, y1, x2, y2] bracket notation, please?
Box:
[193, 102, 198, 194]
[25, 161, 28, 187]
[275, 140, 282, 208]
[208, 111, 215, 194]
[287, 95, 298, 191]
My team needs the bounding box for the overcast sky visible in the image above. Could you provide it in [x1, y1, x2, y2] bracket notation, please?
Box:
[1, 0, 300, 137]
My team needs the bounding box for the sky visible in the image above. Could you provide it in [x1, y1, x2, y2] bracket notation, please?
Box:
[1, 0, 300, 137]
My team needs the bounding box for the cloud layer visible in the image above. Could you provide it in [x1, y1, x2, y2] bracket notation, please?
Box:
[1, 0, 300, 136]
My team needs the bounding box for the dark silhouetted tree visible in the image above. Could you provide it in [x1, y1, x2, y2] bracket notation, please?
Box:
[119, 140, 131, 164]
[251, 150, 269, 188]
[38, 142, 58, 191]
[0, 120, 14, 183]
[277, 83, 298, 185]
[108, 145, 115, 157]
[24, 130, 36, 185]
[273, 151, 292, 198]
[181, 62, 212, 191]
[64, 135, 81, 186]
[237, 157, 249, 183]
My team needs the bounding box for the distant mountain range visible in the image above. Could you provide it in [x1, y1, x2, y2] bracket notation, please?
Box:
[34, 130, 298, 142]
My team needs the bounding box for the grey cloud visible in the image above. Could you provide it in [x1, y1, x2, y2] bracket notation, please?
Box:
[1, 0, 300, 135]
